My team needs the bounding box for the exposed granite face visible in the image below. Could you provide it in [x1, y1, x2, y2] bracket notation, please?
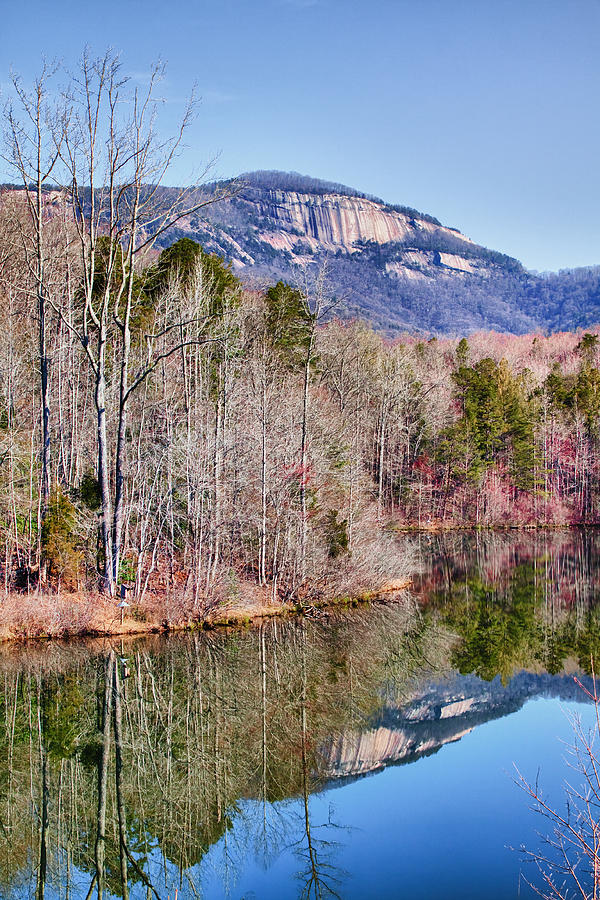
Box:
[322, 724, 474, 779]
[246, 190, 474, 254]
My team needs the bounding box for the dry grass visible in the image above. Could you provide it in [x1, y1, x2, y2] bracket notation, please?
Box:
[0, 583, 283, 641]
[0, 573, 413, 642]
[0, 590, 194, 641]
[0, 592, 103, 640]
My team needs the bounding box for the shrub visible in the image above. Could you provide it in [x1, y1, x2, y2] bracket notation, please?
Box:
[41, 488, 82, 588]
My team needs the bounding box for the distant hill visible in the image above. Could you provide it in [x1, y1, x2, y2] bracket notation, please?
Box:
[150, 170, 600, 335]
[6, 171, 600, 335]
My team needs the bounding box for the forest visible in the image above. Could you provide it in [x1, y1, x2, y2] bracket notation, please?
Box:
[2, 52, 600, 633]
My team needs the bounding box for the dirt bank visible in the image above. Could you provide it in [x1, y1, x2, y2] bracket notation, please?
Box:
[0, 579, 413, 643]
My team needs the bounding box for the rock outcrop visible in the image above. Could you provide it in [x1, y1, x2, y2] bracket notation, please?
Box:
[158, 170, 543, 335]
[245, 190, 474, 254]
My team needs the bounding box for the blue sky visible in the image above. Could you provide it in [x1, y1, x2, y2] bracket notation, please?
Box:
[1, 0, 598, 272]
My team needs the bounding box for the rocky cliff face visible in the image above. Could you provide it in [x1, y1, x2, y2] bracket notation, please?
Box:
[160, 171, 544, 335]
[241, 189, 473, 257]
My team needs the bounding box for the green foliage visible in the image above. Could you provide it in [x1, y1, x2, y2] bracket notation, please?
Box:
[152, 238, 241, 318]
[41, 487, 82, 586]
[574, 607, 600, 673]
[428, 540, 600, 679]
[90, 236, 155, 337]
[323, 509, 349, 559]
[90, 236, 123, 300]
[441, 358, 536, 489]
[79, 472, 101, 511]
[456, 337, 469, 365]
[118, 557, 136, 585]
[544, 361, 600, 433]
[442, 566, 542, 683]
[264, 281, 315, 370]
[42, 675, 85, 761]
[153, 237, 202, 290]
[199, 249, 241, 318]
[543, 363, 572, 409]
[574, 365, 600, 432]
[577, 332, 599, 363]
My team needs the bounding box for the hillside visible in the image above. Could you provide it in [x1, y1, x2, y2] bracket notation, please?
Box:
[3, 171, 599, 335]
[153, 170, 600, 335]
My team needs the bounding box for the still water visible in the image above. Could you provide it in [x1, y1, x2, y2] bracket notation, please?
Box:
[2, 530, 600, 899]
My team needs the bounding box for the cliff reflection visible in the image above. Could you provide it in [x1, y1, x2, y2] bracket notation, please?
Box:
[0, 531, 599, 898]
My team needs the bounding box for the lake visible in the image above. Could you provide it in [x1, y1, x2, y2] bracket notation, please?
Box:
[2, 529, 600, 899]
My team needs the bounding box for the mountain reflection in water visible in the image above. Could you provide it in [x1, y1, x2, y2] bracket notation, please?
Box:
[2, 530, 600, 899]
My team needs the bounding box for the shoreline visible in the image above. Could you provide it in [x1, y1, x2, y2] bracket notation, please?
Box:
[0, 578, 413, 645]
[3, 521, 598, 645]
[391, 522, 598, 533]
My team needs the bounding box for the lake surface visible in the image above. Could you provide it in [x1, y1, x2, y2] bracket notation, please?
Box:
[2, 530, 600, 899]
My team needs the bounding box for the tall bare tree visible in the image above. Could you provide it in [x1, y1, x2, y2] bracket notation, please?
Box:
[3, 64, 70, 577]
[50, 50, 231, 594]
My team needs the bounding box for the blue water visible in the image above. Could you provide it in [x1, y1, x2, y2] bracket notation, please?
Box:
[35, 693, 593, 900]
[194, 698, 594, 900]
[8, 528, 600, 899]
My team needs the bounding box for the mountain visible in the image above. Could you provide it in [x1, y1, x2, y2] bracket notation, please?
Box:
[4, 172, 599, 335]
[153, 170, 600, 336]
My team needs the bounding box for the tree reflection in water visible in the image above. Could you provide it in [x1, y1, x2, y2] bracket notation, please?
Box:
[1, 531, 600, 898]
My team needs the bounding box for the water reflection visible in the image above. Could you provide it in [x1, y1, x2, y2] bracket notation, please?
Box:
[414, 529, 600, 678]
[1, 530, 600, 899]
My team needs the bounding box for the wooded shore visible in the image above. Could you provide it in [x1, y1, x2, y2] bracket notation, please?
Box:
[3, 55, 600, 644]
[0, 578, 414, 642]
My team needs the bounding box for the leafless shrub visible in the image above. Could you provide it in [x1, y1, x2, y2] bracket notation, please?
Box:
[0, 592, 104, 639]
[516, 666, 600, 899]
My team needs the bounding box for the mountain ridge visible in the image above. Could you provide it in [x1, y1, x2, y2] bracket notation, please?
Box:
[153, 169, 551, 334]
[5, 171, 600, 335]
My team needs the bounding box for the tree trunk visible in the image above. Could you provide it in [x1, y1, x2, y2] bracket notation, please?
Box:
[95, 653, 114, 899]
[95, 340, 114, 594]
[112, 659, 130, 900]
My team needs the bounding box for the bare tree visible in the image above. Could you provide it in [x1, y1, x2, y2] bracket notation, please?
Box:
[50, 50, 231, 594]
[516, 671, 600, 899]
[3, 64, 70, 577]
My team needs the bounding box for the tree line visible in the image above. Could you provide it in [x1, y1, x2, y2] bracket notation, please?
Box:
[2, 51, 600, 608]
